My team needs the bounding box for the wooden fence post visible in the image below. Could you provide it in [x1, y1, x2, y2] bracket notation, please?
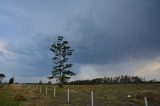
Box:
[144, 97, 148, 106]
[46, 86, 48, 95]
[40, 86, 42, 93]
[54, 87, 56, 97]
[67, 88, 70, 102]
[33, 85, 34, 90]
[91, 91, 94, 106]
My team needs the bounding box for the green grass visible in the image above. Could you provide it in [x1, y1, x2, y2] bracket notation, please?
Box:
[0, 84, 160, 106]
[0, 85, 20, 106]
[36, 84, 160, 106]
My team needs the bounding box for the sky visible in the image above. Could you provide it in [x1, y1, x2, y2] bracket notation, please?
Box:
[0, 0, 160, 83]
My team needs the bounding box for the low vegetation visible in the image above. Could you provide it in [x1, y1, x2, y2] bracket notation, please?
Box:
[1, 84, 160, 106]
[0, 85, 19, 106]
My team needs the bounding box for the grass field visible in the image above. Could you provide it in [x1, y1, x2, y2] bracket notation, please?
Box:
[0, 85, 20, 106]
[0, 84, 160, 106]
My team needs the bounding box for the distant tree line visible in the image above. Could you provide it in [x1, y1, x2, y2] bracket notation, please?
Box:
[68, 75, 159, 85]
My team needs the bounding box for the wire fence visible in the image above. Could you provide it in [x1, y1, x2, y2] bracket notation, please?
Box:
[19, 84, 154, 106]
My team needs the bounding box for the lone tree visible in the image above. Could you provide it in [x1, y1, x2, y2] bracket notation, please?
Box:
[0, 73, 5, 84]
[49, 36, 76, 87]
[9, 77, 14, 84]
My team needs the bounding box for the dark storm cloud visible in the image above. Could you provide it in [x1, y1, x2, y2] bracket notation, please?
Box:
[68, 0, 160, 64]
[3, 0, 160, 69]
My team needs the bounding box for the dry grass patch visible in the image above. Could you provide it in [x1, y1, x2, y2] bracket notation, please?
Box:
[136, 90, 160, 102]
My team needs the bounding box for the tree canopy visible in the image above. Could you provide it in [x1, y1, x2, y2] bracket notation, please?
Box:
[9, 77, 14, 84]
[0, 73, 5, 78]
[0, 73, 5, 84]
[49, 36, 76, 87]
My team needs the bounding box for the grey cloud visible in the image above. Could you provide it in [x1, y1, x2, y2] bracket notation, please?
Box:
[6, 34, 55, 68]
[1, 0, 160, 82]
[66, 0, 160, 64]
[0, 51, 4, 56]
[4, 0, 160, 70]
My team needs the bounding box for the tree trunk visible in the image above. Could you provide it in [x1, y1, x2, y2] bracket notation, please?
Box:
[59, 78, 63, 88]
[59, 83, 63, 88]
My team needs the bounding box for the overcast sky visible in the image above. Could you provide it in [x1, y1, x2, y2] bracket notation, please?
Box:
[0, 0, 160, 83]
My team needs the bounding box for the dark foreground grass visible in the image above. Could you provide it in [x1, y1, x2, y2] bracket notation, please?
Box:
[0, 85, 20, 106]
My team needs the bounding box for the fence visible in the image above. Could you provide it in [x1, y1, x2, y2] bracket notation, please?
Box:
[22, 84, 150, 106]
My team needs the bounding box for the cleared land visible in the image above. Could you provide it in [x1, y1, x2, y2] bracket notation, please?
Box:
[0, 84, 160, 106]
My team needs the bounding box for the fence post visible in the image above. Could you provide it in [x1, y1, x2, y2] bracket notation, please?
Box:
[33, 85, 34, 90]
[35, 85, 37, 90]
[46, 86, 48, 95]
[40, 86, 42, 93]
[67, 88, 70, 102]
[54, 87, 56, 97]
[91, 91, 94, 106]
[144, 97, 148, 106]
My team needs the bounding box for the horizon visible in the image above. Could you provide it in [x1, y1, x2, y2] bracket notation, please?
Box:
[0, 0, 160, 83]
